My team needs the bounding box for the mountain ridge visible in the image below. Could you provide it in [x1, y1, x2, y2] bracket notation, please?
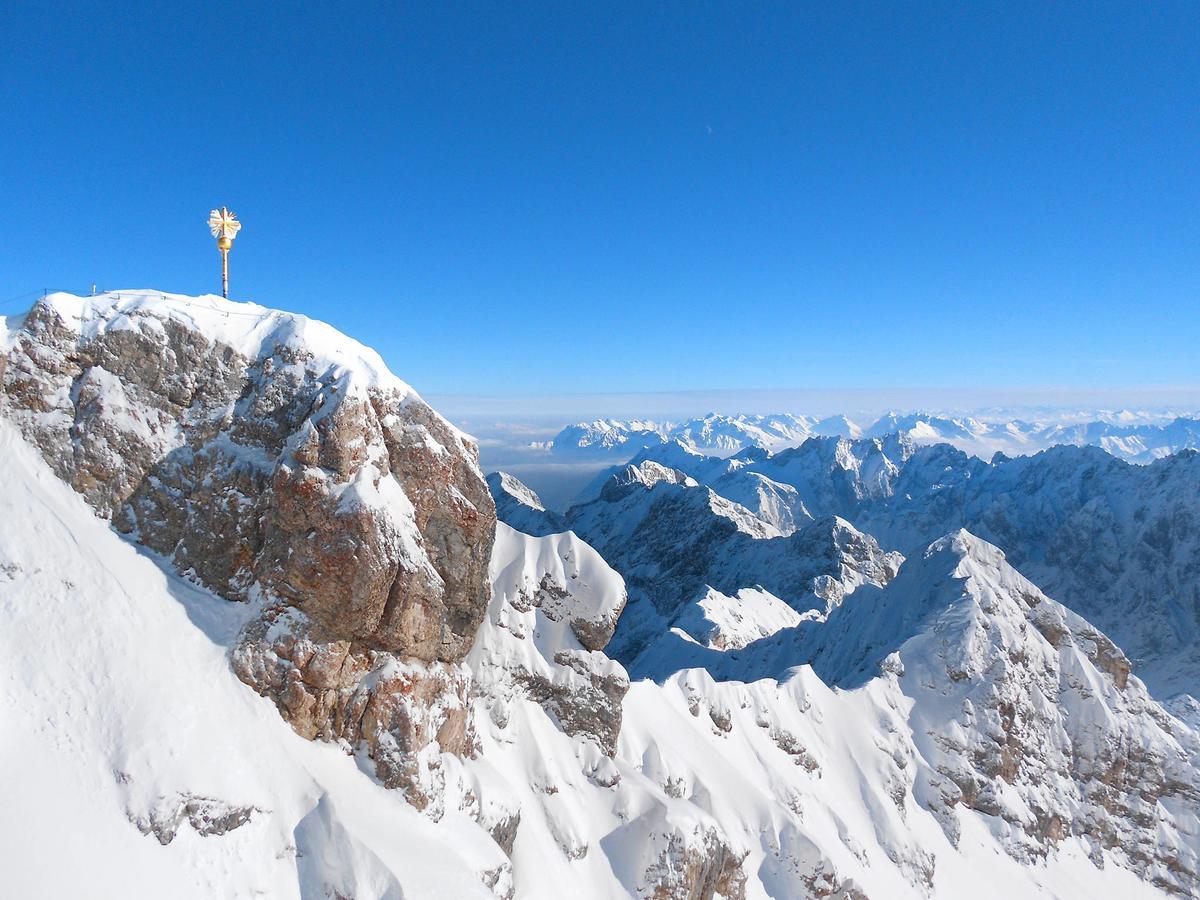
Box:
[5, 289, 1200, 898]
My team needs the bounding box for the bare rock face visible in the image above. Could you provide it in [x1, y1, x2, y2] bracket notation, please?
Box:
[231, 606, 476, 812]
[639, 822, 748, 900]
[131, 794, 258, 846]
[0, 292, 497, 803]
[513, 649, 630, 756]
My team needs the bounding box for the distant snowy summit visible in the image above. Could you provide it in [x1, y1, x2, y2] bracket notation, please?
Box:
[549, 413, 855, 460]
[546, 409, 1200, 463]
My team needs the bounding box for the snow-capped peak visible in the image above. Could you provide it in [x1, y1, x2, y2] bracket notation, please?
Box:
[35, 289, 416, 398]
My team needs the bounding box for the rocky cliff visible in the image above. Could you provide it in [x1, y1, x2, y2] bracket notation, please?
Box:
[0, 290, 496, 802]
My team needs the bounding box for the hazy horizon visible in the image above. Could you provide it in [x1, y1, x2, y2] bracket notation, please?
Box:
[432, 386, 1200, 429]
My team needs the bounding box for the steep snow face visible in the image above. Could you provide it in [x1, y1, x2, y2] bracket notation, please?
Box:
[484, 523, 628, 655]
[487, 471, 567, 537]
[806, 531, 1200, 894]
[922, 448, 1200, 705]
[663, 586, 805, 651]
[709, 470, 811, 535]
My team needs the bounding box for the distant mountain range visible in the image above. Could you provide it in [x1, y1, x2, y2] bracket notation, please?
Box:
[546, 411, 1200, 464]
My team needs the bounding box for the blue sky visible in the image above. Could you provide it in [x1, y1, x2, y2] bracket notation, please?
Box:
[2, 3, 1197, 399]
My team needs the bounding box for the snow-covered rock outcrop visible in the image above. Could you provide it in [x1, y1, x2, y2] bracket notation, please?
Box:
[807, 531, 1200, 893]
[624, 432, 1200, 706]
[0, 291, 496, 805]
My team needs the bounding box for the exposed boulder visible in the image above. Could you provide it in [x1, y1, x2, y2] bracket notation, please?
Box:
[231, 606, 476, 812]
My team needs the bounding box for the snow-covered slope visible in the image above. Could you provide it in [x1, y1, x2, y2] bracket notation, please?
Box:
[0, 420, 502, 899]
[10, 419, 1192, 897]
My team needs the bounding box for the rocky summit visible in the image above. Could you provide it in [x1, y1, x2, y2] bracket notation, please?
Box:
[0, 290, 495, 802]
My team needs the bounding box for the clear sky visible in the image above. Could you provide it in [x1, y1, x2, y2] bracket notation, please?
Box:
[2, 3, 1197, 400]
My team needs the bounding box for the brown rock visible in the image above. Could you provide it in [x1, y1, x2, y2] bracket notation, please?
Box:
[1, 295, 498, 808]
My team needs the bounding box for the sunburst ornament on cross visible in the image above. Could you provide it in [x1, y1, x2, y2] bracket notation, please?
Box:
[208, 207, 242, 299]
